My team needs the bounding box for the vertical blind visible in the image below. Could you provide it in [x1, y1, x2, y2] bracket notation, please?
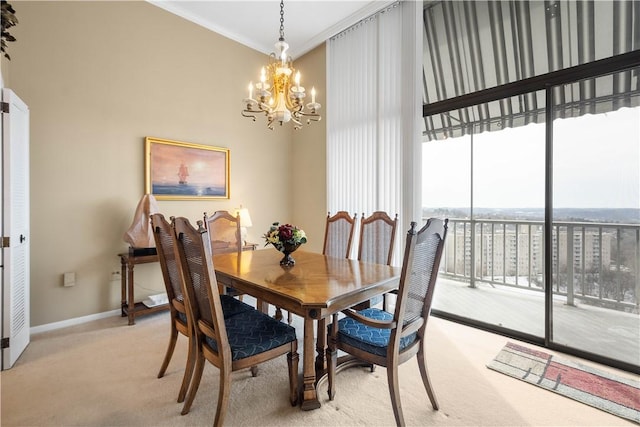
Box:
[327, 1, 421, 263]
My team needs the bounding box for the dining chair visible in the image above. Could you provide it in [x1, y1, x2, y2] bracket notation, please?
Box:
[151, 213, 255, 403]
[317, 210, 359, 368]
[203, 210, 242, 255]
[203, 210, 244, 299]
[323, 211, 357, 259]
[150, 213, 194, 403]
[326, 218, 449, 427]
[204, 210, 289, 322]
[172, 216, 299, 425]
[354, 211, 398, 310]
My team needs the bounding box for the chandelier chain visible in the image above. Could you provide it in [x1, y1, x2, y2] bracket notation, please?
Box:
[279, 0, 285, 41]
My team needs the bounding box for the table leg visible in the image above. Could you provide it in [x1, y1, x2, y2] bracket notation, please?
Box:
[127, 262, 135, 325]
[120, 257, 127, 317]
[301, 317, 321, 410]
[315, 318, 326, 373]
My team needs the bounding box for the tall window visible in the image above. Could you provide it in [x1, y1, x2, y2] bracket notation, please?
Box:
[422, 0, 639, 372]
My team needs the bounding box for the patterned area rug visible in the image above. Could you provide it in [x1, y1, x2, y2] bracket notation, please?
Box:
[487, 342, 640, 424]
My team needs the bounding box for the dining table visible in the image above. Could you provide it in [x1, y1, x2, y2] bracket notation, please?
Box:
[212, 248, 400, 410]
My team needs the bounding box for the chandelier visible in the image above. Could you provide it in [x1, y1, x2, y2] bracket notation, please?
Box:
[241, 0, 321, 130]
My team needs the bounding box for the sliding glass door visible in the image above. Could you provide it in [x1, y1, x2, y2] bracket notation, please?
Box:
[424, 70, 639, 372]
[426, 91, 546, 339]
[550, 71, 640, 367]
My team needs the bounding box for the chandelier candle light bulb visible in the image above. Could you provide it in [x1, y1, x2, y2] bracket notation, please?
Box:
[241, 0, 321, 130]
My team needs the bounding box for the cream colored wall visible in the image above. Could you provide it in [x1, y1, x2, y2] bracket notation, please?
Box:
[291, 44, 327, 254]
[7, 1, 325, 326]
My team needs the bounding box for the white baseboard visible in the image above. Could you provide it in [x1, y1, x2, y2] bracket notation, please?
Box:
[30, 309, 121, 335]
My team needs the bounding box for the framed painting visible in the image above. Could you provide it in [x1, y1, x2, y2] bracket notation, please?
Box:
[144, 137, 230, 200]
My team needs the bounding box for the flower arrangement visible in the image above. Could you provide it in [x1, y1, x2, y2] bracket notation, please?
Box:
[264, 222, 307, 252]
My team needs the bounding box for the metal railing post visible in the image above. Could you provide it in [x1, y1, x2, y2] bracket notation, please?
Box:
[567, 225, 575, 306]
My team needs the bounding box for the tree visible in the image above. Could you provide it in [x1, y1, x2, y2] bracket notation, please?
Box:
[1, 1, 18, 60]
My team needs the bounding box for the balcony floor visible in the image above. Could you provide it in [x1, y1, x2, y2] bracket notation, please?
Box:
[431, 278, 640, 367]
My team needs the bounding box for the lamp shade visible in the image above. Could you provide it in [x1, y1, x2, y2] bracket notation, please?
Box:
[235, 207, 253, 228]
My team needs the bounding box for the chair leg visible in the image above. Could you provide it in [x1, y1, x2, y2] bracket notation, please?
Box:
[387, 364, 405, 427]
[287, 348, 299, 406]
[213, 364, 231, 427]
[158, 323, 178, 378]
[417, 347, 439, 410]
[326, 345, 337, 400]
[177, 333, 196, 403]
[181, 352, 205, 415]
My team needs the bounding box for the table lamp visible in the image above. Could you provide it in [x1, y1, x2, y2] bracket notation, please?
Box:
[235, 206, 253, 245]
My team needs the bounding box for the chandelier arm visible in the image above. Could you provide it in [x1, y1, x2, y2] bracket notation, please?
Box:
[241, 110, 258, 121]
[267, 117, 275, 130]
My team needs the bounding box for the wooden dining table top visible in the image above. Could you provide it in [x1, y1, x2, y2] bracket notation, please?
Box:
[212, 248, 401, 319]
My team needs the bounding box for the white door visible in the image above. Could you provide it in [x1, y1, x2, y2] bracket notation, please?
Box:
[1, 88, 30, 370]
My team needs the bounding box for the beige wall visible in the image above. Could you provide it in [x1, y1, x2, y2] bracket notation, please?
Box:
[6, 1, 327, 326]
[291, 44, 327, 254]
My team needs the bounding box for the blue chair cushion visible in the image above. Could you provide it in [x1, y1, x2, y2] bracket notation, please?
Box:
[177, 311, 188, 323]
[176, 295, 252, 323]
[336, 308, 416, 357]
[205, 309, 297, 360]
[219, 295, 254, 318]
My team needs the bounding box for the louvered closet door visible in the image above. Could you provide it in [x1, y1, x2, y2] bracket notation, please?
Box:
[1, 88, 30, 370]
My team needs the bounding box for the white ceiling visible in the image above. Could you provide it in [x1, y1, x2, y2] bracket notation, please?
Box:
[148, 0, 395, 59]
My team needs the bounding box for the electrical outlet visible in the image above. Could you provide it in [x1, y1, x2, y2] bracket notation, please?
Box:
[111, 271, 121, 282]
[63, 272, 76, 287]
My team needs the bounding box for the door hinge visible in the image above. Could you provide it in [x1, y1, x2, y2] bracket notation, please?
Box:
[1, 338, 9, 349]
[0, 102, 8, 113]
[1, 237, 8, 248]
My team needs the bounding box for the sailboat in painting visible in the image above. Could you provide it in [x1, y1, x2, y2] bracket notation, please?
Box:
[178, 163, 189, 185]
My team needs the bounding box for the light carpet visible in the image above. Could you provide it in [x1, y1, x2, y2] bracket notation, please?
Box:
[487, 342, 640, 424]
[1, 306, 637, 426]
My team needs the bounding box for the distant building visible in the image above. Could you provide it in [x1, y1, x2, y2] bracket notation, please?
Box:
[444, 222, 612, 279]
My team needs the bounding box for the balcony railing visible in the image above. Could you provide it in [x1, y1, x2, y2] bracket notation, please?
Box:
[438, 218, 639, 313]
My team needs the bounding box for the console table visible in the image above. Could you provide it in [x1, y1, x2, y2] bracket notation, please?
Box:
[119, 243, 258, 325]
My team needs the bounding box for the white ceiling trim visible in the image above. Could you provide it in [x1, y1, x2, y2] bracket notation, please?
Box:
[147, 0, 396, 59]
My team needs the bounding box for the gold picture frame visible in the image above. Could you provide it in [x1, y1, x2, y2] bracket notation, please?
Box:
[144, 137, 230, 200]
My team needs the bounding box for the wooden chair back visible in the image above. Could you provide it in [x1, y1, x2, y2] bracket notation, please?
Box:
[150, 213, 183, 307]
[203, 210, 242, 254]
[173, 217, 225, 349]
[323, 211, 357, 258]
[394, 218, 448, 333]
[357, 211, 398, 266]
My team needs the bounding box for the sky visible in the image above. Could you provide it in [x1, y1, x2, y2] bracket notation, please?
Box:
[422, 106, 640, 210]
[151, 142, 227, 187]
